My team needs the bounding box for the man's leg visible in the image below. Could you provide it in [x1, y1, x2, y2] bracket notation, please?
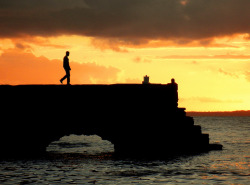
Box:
[60, 75, 67, 83]
[66, 70, 70, 85]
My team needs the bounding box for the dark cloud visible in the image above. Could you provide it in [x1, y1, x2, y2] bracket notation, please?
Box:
[15, 43, 31, 50]
[0, 0, 249, 42]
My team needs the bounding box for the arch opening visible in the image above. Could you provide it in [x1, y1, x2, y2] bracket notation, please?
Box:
[46, 134, 114, 155]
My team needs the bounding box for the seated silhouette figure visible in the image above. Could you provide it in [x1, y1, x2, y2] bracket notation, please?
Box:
[60, 51, 71, 85]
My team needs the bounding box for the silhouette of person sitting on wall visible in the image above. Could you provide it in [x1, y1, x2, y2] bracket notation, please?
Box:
[60, 51, 71, 85]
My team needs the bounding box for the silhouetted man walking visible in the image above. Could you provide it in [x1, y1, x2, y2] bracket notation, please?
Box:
[60, 51, 71, 85]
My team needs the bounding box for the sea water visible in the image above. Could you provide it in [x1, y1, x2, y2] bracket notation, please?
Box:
[0, 117, 249, 184]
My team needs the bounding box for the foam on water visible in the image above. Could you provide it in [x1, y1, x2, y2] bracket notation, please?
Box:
[47, 134, 114, 154]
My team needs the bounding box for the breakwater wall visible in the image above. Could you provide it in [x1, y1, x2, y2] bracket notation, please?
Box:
[0, 81, 222, 158]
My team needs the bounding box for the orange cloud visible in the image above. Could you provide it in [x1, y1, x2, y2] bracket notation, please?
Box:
[133, 57, 151, 63]
[245, 71, 250, 82]
[181, 97, 243, 103]
[218, 68, 239, 78]
[158, 54, 250, 60]
[0, 48, 120, 85]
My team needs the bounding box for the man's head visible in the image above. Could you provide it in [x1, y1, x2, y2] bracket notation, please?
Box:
[66, 51, 70, 56]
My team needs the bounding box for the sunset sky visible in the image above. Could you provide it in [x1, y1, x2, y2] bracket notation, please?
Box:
[0, 0, 249, 111]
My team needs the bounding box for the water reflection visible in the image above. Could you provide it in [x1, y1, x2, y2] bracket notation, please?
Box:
[0, 117, 249, 184]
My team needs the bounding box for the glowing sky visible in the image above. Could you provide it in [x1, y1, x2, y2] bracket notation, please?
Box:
[0, 0, 249, 111]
